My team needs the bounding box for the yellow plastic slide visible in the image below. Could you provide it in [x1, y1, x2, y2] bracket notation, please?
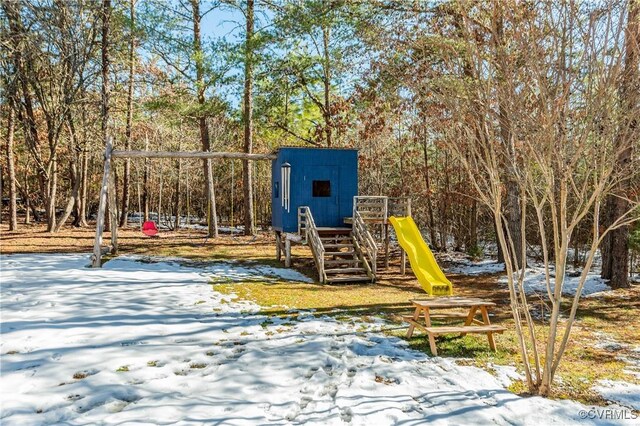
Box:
[389, 216, 453, 296]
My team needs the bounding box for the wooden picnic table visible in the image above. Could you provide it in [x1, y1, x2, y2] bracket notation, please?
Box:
[403, 297, 506, 356]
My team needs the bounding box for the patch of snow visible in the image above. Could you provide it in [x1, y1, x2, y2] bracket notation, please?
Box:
[253, 265, 313, 282]
[440, 253, 611, 297]
[595, 341, 628, 352]
[489, 364, 525, 387]
[593, 333, 628, 353]
[595, 380, 640, 411]
[445, 259, 506, 276]
[619, 346, 640, 380]
[115, 255, 313, 284]
[497, 266, 611, 297]
[183, 224, 245, 234]
[0, 253, 635, 425]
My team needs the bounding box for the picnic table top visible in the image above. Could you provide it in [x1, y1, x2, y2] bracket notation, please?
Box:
[410, 297, 497, 309]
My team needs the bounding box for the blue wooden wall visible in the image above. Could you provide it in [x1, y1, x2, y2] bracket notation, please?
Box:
[272, 147, 358, 233]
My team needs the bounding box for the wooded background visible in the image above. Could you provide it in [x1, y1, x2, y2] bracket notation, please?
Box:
[1, 0, 639, 288]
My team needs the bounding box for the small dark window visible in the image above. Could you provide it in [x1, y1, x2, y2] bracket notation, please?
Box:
[274, 182, 279, 198]
[313, 180, 331, 197]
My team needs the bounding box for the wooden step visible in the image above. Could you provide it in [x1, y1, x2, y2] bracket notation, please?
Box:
[324, 251, 355, 257]
[324, 267, 366, 274]
[324, 259, 361, 266]
[326, 275, 372, 283]
[424, 325, 506, 336]
[323, 243, 354, 249]
[317, 227, 352, 236]
[402, 312, 470, 322]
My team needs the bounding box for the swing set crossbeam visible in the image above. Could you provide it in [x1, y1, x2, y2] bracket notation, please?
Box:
[91, 143, 275, 268]
[112, 150, 276, 160]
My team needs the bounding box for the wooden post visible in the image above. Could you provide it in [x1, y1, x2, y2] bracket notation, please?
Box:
[276, 231, 282, 262]
[92, 137, 113, 267]
[401, 197, 410, 275]
[384, 223, 390, 269]
[108, 164, 118, 254]
[111, 150, 276, 160]
[207, 159, 218, 238]
[285, 237, 291, 267]
[0, 165, 3, 224]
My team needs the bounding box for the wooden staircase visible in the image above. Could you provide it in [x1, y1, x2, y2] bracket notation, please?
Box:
[298, 207, 376, 284]
[320, 231, 371, 283]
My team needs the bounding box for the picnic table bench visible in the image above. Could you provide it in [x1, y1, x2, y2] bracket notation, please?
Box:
[402, 297, 506, 356]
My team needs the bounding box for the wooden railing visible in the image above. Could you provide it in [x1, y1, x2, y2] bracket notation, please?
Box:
[297, 206, 326, 282]
[388, 197, 411, 217]
[353, 195, 411, 222]
[353, 196, 388, 222]
[352, 209, 377, 280]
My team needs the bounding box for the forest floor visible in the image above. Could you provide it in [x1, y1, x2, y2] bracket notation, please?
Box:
[1, 222, 639, 418]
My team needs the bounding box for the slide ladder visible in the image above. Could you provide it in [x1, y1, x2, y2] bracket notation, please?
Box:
[389, 216, 453, 296]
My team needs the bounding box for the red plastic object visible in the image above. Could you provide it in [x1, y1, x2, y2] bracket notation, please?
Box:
[142, 221, 159, 236]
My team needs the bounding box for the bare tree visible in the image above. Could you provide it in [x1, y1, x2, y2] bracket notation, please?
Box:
[4, 97, 18, 231]
[190, 0, 218, 237]
[102, 0, 112, 232]
[120, 0, 137, 227]
[243, 0, 255, 236]
[491, 3, 525, 269]
[432, 1, 640, 396]
[601, 0, 639, 289]
[2, 47, 19, 231]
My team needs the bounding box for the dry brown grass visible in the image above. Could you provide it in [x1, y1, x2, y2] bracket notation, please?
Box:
[0, 221, 307, 262]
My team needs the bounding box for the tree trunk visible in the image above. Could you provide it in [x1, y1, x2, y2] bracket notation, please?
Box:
[3, 1, 49, 225]
[422, 127, 438, 249]
[18, 169, 37, 223]
[24, 183, 31, 224]
[75, 147, 89, 226]
[469, 200, 478, 250]
[100, 0, 111, 232]
[158, 162, 163, 226]
[243, 0, 255, 236]
[191, 0, 217, 237]
[493, 5, 525, 269]
[54, 158, 81, 232]
[440, 150, 450, 251]
[45, 150, 57, 232]
[54, 119, 82, 231]
[496, 221, 505, 263]
[601, 0, 638, 289]
[74, 103, 90, 227]
[5, 92, 18, 231]
[101, 0, 111, 168]
[322, 13, 332, 147]
[120, 0, 136, 227]
[143, 133, 150, 221]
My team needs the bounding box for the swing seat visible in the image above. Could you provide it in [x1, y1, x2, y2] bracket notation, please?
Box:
[142, 221, 159, 237]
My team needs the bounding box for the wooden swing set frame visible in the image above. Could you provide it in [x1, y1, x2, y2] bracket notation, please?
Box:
[91, 137, 276, 267]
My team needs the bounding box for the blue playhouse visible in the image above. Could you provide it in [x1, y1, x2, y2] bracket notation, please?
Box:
[271, 147, 410, 284]
[271, 147, 358, 233]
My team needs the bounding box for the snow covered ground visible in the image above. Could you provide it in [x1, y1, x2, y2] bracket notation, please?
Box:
[1, 254, 637, 425]
[441, 255, 611, 297]
[496, 266, 611, 297]
[443, 258, 507, 276]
